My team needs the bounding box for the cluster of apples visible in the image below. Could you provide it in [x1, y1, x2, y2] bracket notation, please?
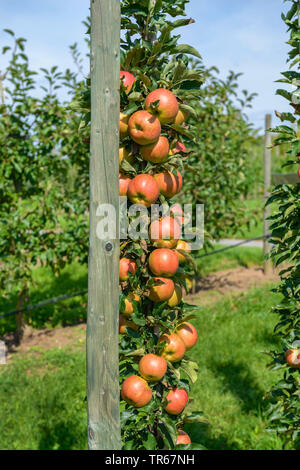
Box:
[119, 71, 197, 446]
[119, 71, 187, 204]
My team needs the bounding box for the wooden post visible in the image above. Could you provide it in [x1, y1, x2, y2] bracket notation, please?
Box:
[263, 114, 272, 275]
[87, 0, 121, 450]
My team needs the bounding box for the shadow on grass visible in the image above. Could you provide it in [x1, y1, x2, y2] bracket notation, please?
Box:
[209, 361, 266, 415]
[185, 422, 241, 450]
[38, 419, 87, 450]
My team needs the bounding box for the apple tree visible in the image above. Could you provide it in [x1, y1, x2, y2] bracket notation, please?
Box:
[264, 0, 300, 447]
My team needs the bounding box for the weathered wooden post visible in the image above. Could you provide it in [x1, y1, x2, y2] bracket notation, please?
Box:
[87, 0, 121, 450]
[263, 113, 272, 275]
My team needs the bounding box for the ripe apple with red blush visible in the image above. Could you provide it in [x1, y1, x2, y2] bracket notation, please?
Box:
[154, 170, 182, 198]
[119, 258, 137, 281]
[140, 136, 169, 163]
[149, 216, 181, 249]
[127, 174, 160, 207]
[145, 88, 179, 124]
[121, 376, 152, 407]
[158, 332, 186, 362]
[148, 277, 175, 303]
[119, 173, 131, 196]
[138, 354, 167, 382]
[165, 388, 189, 415]
[120, 71, 136, 94]
[148, 248, 179, 277]
[128, 110, 161, 145]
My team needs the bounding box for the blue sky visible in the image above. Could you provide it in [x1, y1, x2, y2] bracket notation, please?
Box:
[0, 0, 291, 131]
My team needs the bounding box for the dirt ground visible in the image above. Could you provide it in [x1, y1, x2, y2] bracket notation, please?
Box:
[2, 266, 280, 358]
[188, 265, 280, 306]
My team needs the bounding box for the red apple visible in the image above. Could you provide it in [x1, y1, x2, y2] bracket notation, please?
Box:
[120, 71, 136, 94]
[176, 322, 198, 351]
[120, 112, 130, 138]
[176, 430, 191, 445]
[119, 315, 138, 334]
[138, 354, 167, 382]
[158, 332, 186, 362]
[149, 216, 181, 249]
[121, 375, 152, 407]
[154, 171, 182, 198]
[119, 258, 137, 281]
[128, 110, 161, 145]
[174, 109, 189, 126]
[167, 284, 183, 307]
[140, 136, 170, 163]
[148, 248, 179, 277]
[145, 88, 179, 124]
[286, 348, 300, 368]
[169, 141, 187, 155]
[298, 168, 300, 179]
[176, 240, 191, 264]
[148, 277, 175, 303]
[165, 388, 189, 415]
[119, 173, 131, 196]
[127, 174, 160, 207]
[120, 292, 141, 317]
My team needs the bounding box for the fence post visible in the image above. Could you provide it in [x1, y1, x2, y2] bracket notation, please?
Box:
[263, 114, 272, 275]
[87, 0, 121, 450]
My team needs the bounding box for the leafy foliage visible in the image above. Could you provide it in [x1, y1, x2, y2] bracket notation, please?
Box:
[264, 0, 300, 446]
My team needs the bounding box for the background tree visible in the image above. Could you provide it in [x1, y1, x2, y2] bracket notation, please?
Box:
[0, 31, 89, 341]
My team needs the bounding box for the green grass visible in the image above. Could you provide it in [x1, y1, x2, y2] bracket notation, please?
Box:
[0, 283, 292, 450]
[187, 285, 289, 450]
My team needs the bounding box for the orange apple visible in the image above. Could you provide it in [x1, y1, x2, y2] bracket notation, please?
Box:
[165, 388, 189, 415]
[149, 216, 181, 249]
[128, 110, 161, 145]
[176, 322, 198, 351]
[169, 141, 187, 155]
[120, 71, 136, 94]
[127, 174, 160, 207]
[145, 88, 179, 124]
[176, 430, 191, 445]
[286, 348, 300, 368]
[121, 292, 141, 317]
[120, 112, 130, 138]
[149, 248, 179, 277]
[119, 258, 137, 281]
[119, 314, 139, 334]
[121, 375, 152, 407]
[140, 136, 170, 163]
[154, 171, 182, 198]
[119, 173, 131, 196]
[174, 108, 189, 126]
[176, 240, 191, 264]
[148, 277, 175, 303]
[167, 284, 182, 307]
[138, 354, 167, 382]
[158, 332, 186, 362]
